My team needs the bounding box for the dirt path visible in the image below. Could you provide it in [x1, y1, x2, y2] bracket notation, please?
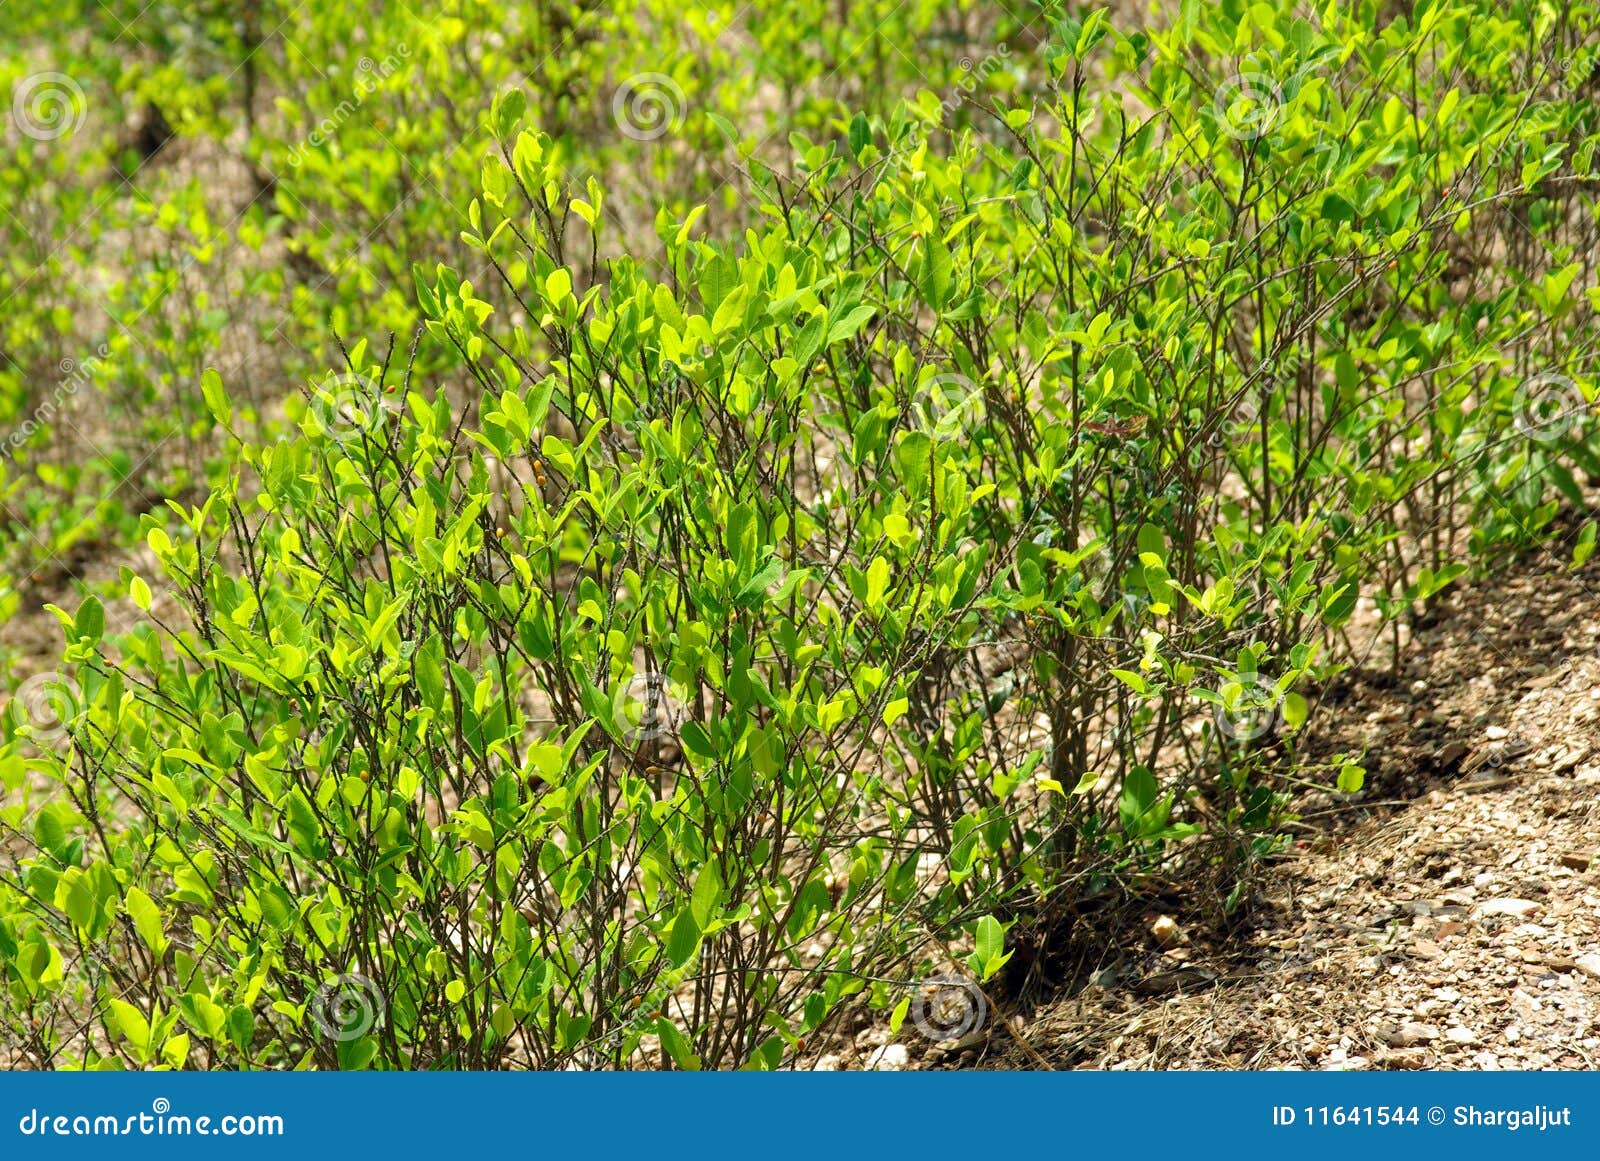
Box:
[840, 552, 1600, 1070]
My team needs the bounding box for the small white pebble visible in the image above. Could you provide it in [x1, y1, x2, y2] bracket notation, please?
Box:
[867, 1044, 909, 1071]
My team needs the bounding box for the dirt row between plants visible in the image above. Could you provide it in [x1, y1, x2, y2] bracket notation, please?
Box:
[826, 549, 1600, 1071]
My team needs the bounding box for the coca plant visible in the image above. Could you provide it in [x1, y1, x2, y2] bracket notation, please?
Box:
[1, 0, 1597, 1068]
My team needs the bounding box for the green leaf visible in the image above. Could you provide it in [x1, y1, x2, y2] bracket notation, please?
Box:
[1572, 521, 1597, 570]
[545, 268, 573, 308]
[415, 639, 446, 712]
[679, 720, 717, 760]
[792, 313, 827, 368]
[56, 869, 97, 931]
[256, 883, 295, 930]
[864, 556, 891, 612]
[33, 809, 66, 860]
[725, 502, 758, 575]
[895, 432, 933, 495]
[666, 910, 701, 967]
[107, 998, 151, 1052]
[1281, 691, 1309, 729]
[691, 864, 722, 928]
[201, 368, 233, 428]
[1119, 766, 1160, 833]
[970, 915, 1012, 981]
[848, 112, 871, 159]
[162, 1033, 190, 1069]
[124, 887, 167, 956]
[74, 596, 105, 643]
[1109, 668, 1149, 695]
[494, 87, 527, 139]
[655, 1017, 702, 1070]
[919, 233, 953, 309]
[227, 1005, 255, 1052]
[734, 555, 785, 607]
[827, 304, 876, 345]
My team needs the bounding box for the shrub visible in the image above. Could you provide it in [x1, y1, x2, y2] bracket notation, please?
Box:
[1, 0, 1597, 1068]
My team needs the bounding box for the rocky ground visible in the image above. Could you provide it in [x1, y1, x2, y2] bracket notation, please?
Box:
[831, 548, 1600, 1070]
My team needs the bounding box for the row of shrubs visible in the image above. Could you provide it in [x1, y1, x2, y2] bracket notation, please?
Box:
[1, 0, 1598, 1067]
